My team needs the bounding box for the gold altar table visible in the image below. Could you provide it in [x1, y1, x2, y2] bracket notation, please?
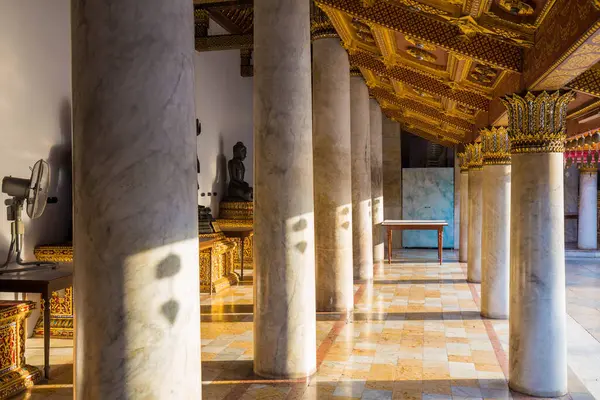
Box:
[216, 200, 254, 270]
[0, 301, 41, 399]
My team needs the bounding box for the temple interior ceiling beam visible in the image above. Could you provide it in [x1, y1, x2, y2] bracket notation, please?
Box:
[314, 0, 523, 71]
[525, 0, 600, 90]
[566, 64, 600, 98]
[347, 49, 490, 111]
[193, 0, 253, 9]
[195, 34, 253, 52]
[369, 86, 475, 132]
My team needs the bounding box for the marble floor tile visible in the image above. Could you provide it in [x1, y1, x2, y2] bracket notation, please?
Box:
[12, 250, 600, 399]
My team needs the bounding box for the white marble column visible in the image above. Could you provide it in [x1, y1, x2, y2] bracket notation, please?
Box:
[370, 99, 384, 263]
[254, 0, 316, 378]
[382, 118, 402, 250]
[480, 128, 510, 319]
[312, 35, 353, 312]
[578, 168, 598, 249]
[453, 149, 460, 251]
[480, 161, 510, 318]
[503, 91, 571, 397]
[458, 156, 469, 263]
[72, 0, 201, 397]
[466, 144, 483, 283]
[350, 75, 373, 280]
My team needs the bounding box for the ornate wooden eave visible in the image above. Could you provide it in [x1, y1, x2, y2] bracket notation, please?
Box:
[314, 0, 523, 71]
[525, 0, 600, 90]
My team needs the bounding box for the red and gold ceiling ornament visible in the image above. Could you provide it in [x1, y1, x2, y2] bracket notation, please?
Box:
[564, 132, 600, 171]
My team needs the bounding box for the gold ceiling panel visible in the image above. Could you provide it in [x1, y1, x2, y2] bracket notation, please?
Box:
[315, 0, 523, 71]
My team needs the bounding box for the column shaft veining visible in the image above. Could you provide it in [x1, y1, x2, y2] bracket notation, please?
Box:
[578, 167, 598, 249]
[382, 118, 402, 249]
[253, 0, 317, 378]
[480, 128, 511, 319]
[72, 0, 201, 397]
[350, 74, 373, 280]
[370, 99, 384, 264]
[502, 91, 572, 397]
[466, 144, 483, 283]
[311, 18, 353, 312]
[458, 153, 469, 263]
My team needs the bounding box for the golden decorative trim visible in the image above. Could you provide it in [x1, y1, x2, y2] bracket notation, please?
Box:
[567, 99, 600, 120]
[458, 152, 469, 172]
[350, 65, 363, 77]
[481, 127, 511, 165]
[218, 201, 253, 220]
[579, 166, 599, 173]
[33, 245, 73, 263]
[465, 142, 483, 170]
[312, 3, 339, 40]
[498, 0, 534, 16]
[501, 91, 574, 153]
[404, 35, 436, 51]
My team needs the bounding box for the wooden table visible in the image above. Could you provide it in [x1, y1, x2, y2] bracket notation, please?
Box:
[0, 265, 73, 379]
[381, 220, 448, 265]
[222, 228, 253, 281]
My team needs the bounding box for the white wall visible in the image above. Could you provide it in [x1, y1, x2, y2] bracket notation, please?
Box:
[194, 49, 253, 216]
[0, 1, 72, 260]
[0, 0, 71, 335]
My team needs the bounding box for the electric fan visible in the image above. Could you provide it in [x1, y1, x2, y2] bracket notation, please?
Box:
[0, 160, 58, 274]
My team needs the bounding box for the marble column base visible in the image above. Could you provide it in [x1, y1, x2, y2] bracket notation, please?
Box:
[509, 152, 567, 397]
[480, 164, 510, 319]
[467, 170, 483, 282]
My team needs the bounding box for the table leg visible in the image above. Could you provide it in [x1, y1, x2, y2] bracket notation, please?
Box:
[387, 228, 392, 264]
[438, 228, 443, 265]
[43, 288, 50, 380]
[240, 237, 245, 282]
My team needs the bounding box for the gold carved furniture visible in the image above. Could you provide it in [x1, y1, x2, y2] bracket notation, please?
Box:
[222, 228, 253, 281]
[0, 266, 72, 380]
[216, 200, 254, 271]
[33, 246, 74, 340]
[199, 233, 239, 293]
[382, 220, 448, 265]
[0, 301, 41, 399]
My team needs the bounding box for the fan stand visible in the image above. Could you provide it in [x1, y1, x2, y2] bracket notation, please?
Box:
[0, 198, 57, 274]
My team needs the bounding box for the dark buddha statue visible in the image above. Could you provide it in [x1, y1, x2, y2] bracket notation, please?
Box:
[226, 142, 253, 202]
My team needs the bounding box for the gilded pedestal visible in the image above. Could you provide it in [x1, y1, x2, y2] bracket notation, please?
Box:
[199, 233, 239, 293]
[216, 201, 254, 270]
[0, 301, 42, 399]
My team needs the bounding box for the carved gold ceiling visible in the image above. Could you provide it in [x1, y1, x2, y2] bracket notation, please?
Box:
[194, 0, 600, 145]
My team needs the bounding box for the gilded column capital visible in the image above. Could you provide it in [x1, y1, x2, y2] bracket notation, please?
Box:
[500, 91, 574, 154]
[350, 65, 363, 78]
[481, 127, 511, 165]
[458, 151, 469, 172]
[311, 3, 338, 41]
[465, 143, 483, 171]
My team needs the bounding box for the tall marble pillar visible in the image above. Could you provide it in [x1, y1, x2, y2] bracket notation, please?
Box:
[466, 143, 483, 283]
[72, 0, 201, 397]
[311, 11, 353, 312]
[578, 166, 598, 249]
[350, 72, 373, 280]
[453, 149, 460, 251]
[382, 117, 402, 249]
[370, 99, 384, 263]
[502, 91, 573, 397]
[458, 152, 469, 263]
[480, 128, 511, 319]
[254, 0, 316, 378]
